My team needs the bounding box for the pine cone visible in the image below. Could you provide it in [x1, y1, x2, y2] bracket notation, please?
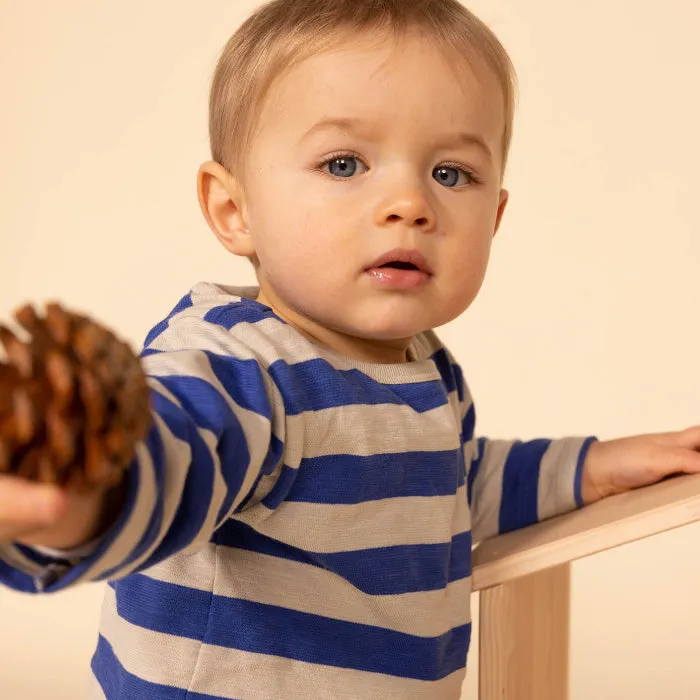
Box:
[0, 303, 151, 492]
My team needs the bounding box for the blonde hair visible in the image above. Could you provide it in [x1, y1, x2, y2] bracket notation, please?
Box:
[209, 0, 517, 183]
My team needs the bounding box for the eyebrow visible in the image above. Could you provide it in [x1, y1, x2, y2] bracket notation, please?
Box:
[300, 117, 493, 161]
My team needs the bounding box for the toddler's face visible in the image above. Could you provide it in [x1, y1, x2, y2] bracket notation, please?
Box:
[238, 31, 508, 360]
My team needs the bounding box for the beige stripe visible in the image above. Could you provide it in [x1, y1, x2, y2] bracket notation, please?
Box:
[157, 286, 442, 384]
[148, 372, 284, 519]
[538, 437, 587, 521]
[147, 358, 280, 520]
[238, 359, 461, 506]
[21, 379, 203, 571]
[142, 544, 473, 638]
[77, 440, 158, 583]
[142, 348, 276, 481]
[99, 584, 200, 688]
[100, 380, 269, 578]
[192, 639, 467, 700]
[227, 317, 443, 383]
[145, 374, 182, 408]
[469, 439, 512, 543]
[154, 284, 446, 382]
[147, 309, 288, 441]
[190, 282, 256, 309]
[150, 283, 256, 345]
[236, 484, 470, 553]
[99, 585, 467, 700]
[0, 543, 44, 576]
[446, 390, 461, 426]
[97, 412, 212, 580]
[289, 401, 461, 460]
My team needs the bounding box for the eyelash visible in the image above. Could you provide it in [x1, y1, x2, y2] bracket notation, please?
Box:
[315, 150, 482, 186]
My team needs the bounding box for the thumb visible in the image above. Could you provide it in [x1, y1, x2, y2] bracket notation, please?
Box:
[0, 475, 66, 540]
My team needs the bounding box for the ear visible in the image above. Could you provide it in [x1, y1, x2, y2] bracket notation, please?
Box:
[493, 188, 509, 238]
[197, 161, 255, 258]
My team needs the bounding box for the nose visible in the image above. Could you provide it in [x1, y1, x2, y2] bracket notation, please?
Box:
[374, 184, 436, 231]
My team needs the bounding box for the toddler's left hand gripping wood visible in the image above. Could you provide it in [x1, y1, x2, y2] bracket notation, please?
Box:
[0, 303, 152, 492]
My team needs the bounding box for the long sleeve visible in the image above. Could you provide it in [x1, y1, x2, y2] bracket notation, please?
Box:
[466, 434, 596, 542]
[456, 365, 596, 543]
[0, 310, 285, 593]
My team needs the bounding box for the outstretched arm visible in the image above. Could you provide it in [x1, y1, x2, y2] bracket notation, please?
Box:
[0, 304, 284, 593]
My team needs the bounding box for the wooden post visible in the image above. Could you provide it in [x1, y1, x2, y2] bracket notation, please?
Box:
[478, 563, 570, 700]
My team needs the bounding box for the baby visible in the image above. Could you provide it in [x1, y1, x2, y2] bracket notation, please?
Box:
[2, 1, 699, 698]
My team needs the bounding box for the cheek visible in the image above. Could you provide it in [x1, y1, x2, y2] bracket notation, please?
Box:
[254, 218, 337, 287]
[444, 230, 493, 297]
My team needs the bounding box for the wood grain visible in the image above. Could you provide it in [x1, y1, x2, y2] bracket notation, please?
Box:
[479, 564, 570, 700]
[473, 473, 700, 592]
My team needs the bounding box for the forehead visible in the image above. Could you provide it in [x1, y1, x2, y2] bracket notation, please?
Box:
[253, 31, 505, 151]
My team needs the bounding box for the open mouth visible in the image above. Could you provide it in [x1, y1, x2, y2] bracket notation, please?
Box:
[365, 248, 433, 279]
[378, 261, 420, 271]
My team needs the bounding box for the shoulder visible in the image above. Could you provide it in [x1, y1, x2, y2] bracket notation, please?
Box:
[141, 283, 282, 357]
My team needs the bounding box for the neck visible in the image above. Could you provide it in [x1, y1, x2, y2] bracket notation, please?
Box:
[255, 287, 413, 364]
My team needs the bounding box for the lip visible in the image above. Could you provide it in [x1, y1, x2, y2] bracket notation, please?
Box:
[365, 248, 433, 275]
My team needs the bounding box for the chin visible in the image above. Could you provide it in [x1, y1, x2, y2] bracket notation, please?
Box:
[349, 316, 429, 341]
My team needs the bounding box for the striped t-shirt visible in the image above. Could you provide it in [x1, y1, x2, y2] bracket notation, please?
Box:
[0, 282, 594, 699]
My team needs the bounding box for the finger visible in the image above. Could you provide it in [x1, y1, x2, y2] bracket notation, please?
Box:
[656, 446, 700, 477]
[675, 426, 700, 451]
[0, 475, 66, 540]
[655, 426, 700, 451]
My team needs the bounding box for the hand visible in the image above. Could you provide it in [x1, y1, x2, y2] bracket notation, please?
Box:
[581, 427, 700, 505]
[0, 474, 67, 543]
[0, 473, 125, 549]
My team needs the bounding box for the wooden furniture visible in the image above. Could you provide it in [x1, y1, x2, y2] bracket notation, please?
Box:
[472, 473, 700, 699]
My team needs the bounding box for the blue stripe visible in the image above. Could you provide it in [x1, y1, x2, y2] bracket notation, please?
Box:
[431, 348, 458, 396]
[29, 445, 145, 591]
[238, 434, 285, 511]
[92, 634, 232, 700]
[575, 437, 598, 508]
[461, 403, 475, 442]
[145, 352, 272, 420]
[261, 463, 298, 509]
[499, 439, 550, 534]
[277, 450, 463, 505]
[59, 352, 275, 584]
[14, 543, 69, 568]
[268, 358, 446, 415]
[0, 558, 39, 593]
[142, 293, 194, 350]
[112, 575, 470, 682]
[154, 374, 260, 524]
[97, 390, 218, 580]
[451, 360, 465, 403]
[206, 352, 274, 418]
[467, 437, 486, 508]
[216, 520, 471, 594]
[204, 301, 281, 329]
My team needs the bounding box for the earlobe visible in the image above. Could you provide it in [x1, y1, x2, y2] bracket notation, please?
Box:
[493, 188, 509, 238]
[197, 161, 255, 258]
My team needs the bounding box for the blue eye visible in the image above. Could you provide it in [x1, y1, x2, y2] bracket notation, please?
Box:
[324, 156, 361, 178]
[318, 153, 478, 186]
[433, 166, 475, 188]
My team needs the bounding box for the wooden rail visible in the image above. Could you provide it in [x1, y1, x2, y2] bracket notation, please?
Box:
[471, 473, 700, 699]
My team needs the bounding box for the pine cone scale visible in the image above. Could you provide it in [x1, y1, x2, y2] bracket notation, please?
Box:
[0, 303, 151, 492]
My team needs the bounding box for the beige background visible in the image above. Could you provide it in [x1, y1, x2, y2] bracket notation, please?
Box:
[1, 0, 699, 698]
